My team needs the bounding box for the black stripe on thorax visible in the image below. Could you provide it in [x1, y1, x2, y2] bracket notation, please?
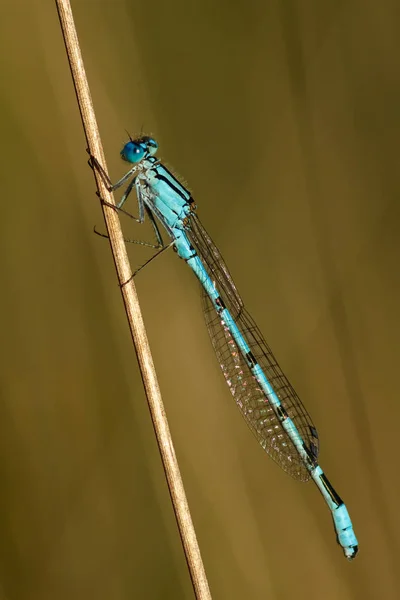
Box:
[158, 163, 190, 191]
[154, 173, 188, 202]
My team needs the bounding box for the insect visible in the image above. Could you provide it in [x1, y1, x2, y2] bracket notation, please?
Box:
[91, 136, 358, 559]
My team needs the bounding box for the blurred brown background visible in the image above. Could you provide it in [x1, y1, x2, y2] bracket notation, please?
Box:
[0, 0, 399, 598]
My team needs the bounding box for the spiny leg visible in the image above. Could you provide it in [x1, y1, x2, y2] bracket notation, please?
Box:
[87, 149, 146, 221]
[145, 205, 164, 247]
[87, 152, 112, 188]
[93, 227, 163, 249]
[94, 205, 165, 250]
[121, 241, 176, 287]
[95, 191, 143, 223]
[87, 149, 175, 284]
[87, 150, 137, 192]
[117, 176, 137, 210]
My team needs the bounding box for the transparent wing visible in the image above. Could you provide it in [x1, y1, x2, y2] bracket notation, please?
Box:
[186, 213, 319, 481]
[188, 213, 243, 319]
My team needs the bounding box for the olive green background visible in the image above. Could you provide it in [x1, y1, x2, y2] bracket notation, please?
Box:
[0, 1, 398, 598]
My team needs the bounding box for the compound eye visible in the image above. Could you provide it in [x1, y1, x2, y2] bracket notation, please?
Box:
[120, 142, 145, 163]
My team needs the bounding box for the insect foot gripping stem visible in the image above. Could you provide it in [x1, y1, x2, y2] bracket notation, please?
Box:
[333, 503, 359, 560]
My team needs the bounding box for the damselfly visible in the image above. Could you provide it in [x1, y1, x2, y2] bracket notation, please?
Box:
[92, 136, 358, 560]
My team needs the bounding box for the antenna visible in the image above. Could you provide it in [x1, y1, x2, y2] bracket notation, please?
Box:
[124, 129, 134, 142]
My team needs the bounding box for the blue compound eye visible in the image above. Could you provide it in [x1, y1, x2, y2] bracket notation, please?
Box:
[120, 142, 145, 163]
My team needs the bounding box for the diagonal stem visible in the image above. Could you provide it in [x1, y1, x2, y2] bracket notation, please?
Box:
[55, 2, 212, 598]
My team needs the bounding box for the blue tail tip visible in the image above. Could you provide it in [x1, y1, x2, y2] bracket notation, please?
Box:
[345, 545, 359, 560]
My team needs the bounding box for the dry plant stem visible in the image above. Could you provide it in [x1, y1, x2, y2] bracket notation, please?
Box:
[55, 1, 212, 598]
